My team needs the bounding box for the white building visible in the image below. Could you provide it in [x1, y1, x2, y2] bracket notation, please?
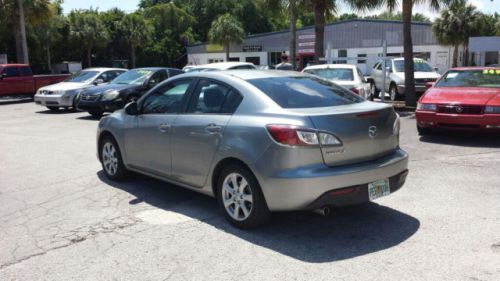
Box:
[187, 19, 461, 74]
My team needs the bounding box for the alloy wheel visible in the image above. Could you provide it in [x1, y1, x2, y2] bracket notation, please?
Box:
[222, 173, 253, 221]
[102, 142, 118, 176]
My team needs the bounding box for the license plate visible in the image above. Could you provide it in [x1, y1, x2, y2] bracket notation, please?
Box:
[368, 179, 390, 201]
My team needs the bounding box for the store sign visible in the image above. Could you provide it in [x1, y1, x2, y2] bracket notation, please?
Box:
[242, 45, 262, 52]
[0, 54, 7, 64]
[298, 34, 315, 54]
[206, 44, 224, 52]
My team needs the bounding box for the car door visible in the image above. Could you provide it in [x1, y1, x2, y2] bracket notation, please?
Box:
[123, 79, 194, 177]
[20, 66, 34, 93]
[372, 62, 382, 90]
[170, 78, 243, 188]
[0, 66, 23, 95]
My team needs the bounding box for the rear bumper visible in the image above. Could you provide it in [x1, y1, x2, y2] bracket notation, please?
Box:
[253, 148, 409, 211]
[397, 84, 427, 95]
[34, 94, 73, 107]
[416, 111, 500, 131]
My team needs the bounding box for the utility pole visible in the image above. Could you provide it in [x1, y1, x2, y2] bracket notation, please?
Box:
[289, 0, 297, 70]
[17, 0, 30, 64]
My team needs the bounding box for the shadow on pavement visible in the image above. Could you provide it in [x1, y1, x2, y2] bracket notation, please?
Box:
[76, 115, 103, 121]
[0, 95, 33, 105]
[419, 131, 500, 148]
[97, 170, 420, 263]
[35, 108, 78, 114]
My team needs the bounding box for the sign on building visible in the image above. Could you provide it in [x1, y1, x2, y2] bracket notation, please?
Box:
[298, 34, 315, 54]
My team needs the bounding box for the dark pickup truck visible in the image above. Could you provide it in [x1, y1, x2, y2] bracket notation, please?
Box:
[0, 64, 70, 96]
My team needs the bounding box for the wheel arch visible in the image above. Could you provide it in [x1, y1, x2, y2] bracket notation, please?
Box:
[210, 157, 254, 197]
[97, 130, 119, 161]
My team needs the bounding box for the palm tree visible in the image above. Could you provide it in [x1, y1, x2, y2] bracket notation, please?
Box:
[208, 13, 245, 61]
[68, 10, 110, 67]
[118, 13, 152, 68]
[433, 0, 480, 67]
[373, 0, 452, 107]
[309, 0, 336, 61]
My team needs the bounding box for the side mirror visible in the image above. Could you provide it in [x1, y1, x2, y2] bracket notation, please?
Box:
[124, 101, 139, 115]
[94, 78, 104, 85]
[425, 82, 435, 88]
[147, 79, 158, 88]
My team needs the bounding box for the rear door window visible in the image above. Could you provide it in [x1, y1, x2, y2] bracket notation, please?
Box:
[248, 76, 363, 108]
[3, 67, 20, 77]
[141, 79, 193, 114]
[21, 66, 32, 76]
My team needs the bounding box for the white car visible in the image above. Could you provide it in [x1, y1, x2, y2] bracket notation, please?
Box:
[302, 64, 371, 99]
[370, 58, 441, 101]
[34, 67, 127, 111]
[184, 62, 257, 73]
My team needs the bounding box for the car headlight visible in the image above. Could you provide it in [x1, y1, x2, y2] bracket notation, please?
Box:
[416, 103, 436, 112]
[485, 106, 500, 114]
[102, 90, 120, 101]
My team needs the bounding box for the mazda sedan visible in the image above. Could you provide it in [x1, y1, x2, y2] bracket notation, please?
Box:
[97, 70, 409, 228]
[416, 67, 500, 135]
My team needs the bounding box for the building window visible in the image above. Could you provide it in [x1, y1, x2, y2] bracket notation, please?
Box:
[245, 57, 260, 65]
[357, 54, 367, 64]
[269, 52, 283, 66]
[208, 58, 224, 63]
[229, 57, 240, 62]
[338, 49, 347, 64]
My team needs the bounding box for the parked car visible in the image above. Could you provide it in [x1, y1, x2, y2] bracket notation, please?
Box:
[96, 70, 409, 228]
[184, 62, 257, 73]
[370, 58, 441, 101]
[416, 67, 500, 135]
[77, 67, 183, 117]
[34, 68, 127, 111]
[0, 64, 70, 97]
[302, 64, 371, 99]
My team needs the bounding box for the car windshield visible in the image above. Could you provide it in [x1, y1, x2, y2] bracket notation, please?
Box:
[111, 69, 153, 85]
[394, 59, 434, 72]
[65, 71, 99, 83]
[248, 76, 363, 108]
[436, 69, 500, 88]
[303, 68, 354, 81]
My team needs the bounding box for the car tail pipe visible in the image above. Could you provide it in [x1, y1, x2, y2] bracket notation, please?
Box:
[313, 206, 331, 216]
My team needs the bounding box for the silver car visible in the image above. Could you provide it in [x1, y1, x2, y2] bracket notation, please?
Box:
[97, 70, 409, 228]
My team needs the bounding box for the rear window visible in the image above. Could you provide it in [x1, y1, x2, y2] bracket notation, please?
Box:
[436, 69, 500, 88]
[303, 68, 354, 81]
[248, 76, 363, 108]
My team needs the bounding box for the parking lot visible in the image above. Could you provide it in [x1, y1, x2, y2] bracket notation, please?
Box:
[0, 100, 499, 280]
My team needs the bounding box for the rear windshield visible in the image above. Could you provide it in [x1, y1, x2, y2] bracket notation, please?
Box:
[248, 76, 363, 108]
[394, 59, 433, 72]
[65, 71, 98, 82]
[303, 68, 354, 81]
[436, 69, 500, 88]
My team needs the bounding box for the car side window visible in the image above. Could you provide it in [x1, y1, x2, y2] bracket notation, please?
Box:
[186, 79, 243, 114]
[21, 67, 32, 76]
[3, 67, 20, 77]
[148, 70, 168, 87]
[375, 63, 382, 70]
[141, 79, 193, 114]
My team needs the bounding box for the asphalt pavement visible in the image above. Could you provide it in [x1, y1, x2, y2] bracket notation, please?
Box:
[0, 101, 499, 281]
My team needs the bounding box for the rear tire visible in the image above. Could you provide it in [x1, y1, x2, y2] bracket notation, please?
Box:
[370, 82, 379, 99]
[216, 163, 271, 229]
[47, 106, 59, 111]
[99, 136, 128, 181]
[389, 84, 402, 101]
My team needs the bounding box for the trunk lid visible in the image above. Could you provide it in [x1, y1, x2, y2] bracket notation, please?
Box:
[289, 102, 399, 166]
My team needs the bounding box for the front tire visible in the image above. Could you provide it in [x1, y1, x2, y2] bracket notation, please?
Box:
[389, 84, 402, 101]
[99, 136, 128, 180]
[216, 164, 271, 229]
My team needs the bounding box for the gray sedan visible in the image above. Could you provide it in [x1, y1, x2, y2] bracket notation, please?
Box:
[97, 70, 409, 228]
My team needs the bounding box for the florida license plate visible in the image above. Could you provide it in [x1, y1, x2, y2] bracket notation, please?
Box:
[368, 179, 390, 201]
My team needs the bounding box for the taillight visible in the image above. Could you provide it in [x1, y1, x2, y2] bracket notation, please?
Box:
[350, 87, 360, 95]
[266, 125, 341, 146]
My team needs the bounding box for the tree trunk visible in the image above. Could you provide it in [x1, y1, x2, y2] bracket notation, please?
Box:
[131, 45, 136, 68]
[452, 44, 458, 67]
[87, 48, 92, 67]
[290, 0, 297, 70]
[47, 47, 52, 73]
[225, 43, 230, 61]
[313, 1, 325, 62]
[402, 0, 416, 107]
[13, 0, 29, 64]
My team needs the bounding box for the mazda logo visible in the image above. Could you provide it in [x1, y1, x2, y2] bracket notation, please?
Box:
[455, 105, 463, 113]
[368, 126, 377, 138]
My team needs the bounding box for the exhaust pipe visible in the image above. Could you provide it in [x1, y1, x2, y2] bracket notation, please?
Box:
[313, 207, 331, 216]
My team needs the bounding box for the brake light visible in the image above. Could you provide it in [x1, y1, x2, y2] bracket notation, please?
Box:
[350, 87, 360, 95]
[266, 125, 342, 146]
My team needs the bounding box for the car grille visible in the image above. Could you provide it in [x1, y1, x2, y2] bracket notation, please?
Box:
[437, 104, 483, 115]
[80, 94, 99, 101]
[415, 78, 437, 85]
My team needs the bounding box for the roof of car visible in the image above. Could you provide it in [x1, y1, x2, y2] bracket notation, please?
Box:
[191, 62, 256, 70]
[187, 69, 305, 81]
[448, 66, 500, 71]
[303, 64, 356, 70]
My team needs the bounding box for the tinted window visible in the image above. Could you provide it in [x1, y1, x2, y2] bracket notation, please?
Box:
[394, 59, 433, 72]
[21, 67, 32, 76]
[167, 69, 184, 77]
[111, 69, 153, 85]
[65, 71, 99, 82]
[148, 70, 168, 87]
[3, 67, 20, 77]
[99, 71, 123, 82]
[436, 69, 500, 88]
[141, 79, 192, 114]
[248, 76, 363, 108]
[303, 68, 354, 81]
[187, 79, 243, 114]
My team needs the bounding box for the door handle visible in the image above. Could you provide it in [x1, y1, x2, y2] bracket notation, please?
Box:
[158, 123, 171, 133]
[205, 123, 222, 133]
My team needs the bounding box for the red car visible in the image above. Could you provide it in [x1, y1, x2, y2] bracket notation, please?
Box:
[416, 67, 500, 135]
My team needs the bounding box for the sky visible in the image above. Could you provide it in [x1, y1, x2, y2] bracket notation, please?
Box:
[61, 0, 500, 17]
